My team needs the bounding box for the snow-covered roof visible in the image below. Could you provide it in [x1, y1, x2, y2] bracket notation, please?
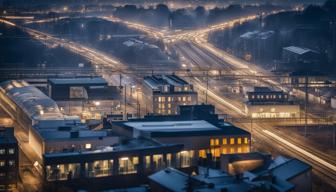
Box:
[124, 120, 218, 132]
[0, 80, 64, 121]
[283, 46, 318, 55]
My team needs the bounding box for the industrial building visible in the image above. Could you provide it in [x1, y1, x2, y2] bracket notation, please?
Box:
[245, 87, 300, 118]
[47, 77, 121, 119]
[0, 127, 18, 191]
[143, 75, 198, 115]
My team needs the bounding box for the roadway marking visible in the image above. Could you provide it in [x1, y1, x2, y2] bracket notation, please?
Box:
[262, 129, 336, 172]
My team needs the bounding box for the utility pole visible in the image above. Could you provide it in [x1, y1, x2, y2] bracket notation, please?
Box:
[124, 85, 127, 120]
[205, 70, 209, 104]
[304, 74, 308, 137]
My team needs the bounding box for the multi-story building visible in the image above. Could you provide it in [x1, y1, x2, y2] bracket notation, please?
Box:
[109, 104, 251, 164]
[143, 75, 198, 115]
[0, 127, 18, 191]
[47, 77, 121, 119]
[245, 87, 300, 118]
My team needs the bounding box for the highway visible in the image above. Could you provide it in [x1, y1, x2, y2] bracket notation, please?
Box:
[96, 14, 336, 188]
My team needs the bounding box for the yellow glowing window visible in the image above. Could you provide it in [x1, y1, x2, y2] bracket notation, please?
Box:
[222, 138, 227, 145]
[222, 148, 227, 154]
[215, 139, 219, 145]
[182, 97, 186, 102]
[244, 137, 248, 144]
[210, 139, 215, 146]
[168, 103, 171, 108]
[199, 150, 206, 158]
[214, 148, 220, 157]
[237, 138, 242, 144]
[168, 97, 171, 102]
[230, 138, 235, 145]
[238, 147, 242, 153]
[230, 148, 235, 154]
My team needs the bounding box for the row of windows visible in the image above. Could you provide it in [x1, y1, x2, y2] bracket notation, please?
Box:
[0, 148, 15, 155]
[250, 94, 287, 99]
[210, 137, 249, 146]
[157, 96, 192, 102]
[46, 151, 195, 181]
[0, 159, 16, 167]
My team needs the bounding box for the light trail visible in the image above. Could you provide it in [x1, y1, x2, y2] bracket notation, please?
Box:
[263, 129, 336, 172]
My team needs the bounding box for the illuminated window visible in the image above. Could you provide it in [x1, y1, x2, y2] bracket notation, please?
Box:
[182, 97, 186, 102]
[167, 97, 171, 102]
[187, 96, 191, 102]
[167, 103, 171, 108]
[0, 161, 4, 167]
[222, 138, 227, 145]
[162, 97, 166, 102]
[237, 138, 242, 144]
[85, 143, 92, 149]
[166, 153, 172, 167]
[153, 154, 164, 170]
[230, 138, 235, 145]
[178, 97, 181, 101]
[158, 97, 162, 102]
[210, 139, 215, 146]
[215, 139, 219, 145]
[237, 147, 242, 153]
[144, 156, 151, 170]
[167, 109, 171, 114]
[0, 149, 4, 155]
[222, 148, 227, 154]
[8, 148, 14, 155]
[199, 150, 206, 158]
[244, 137, 248, 144]
[230, 148, 235, 154]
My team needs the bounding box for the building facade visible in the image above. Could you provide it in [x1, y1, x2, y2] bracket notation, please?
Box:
[143, 75, 198, 115]
[245, 87, 300, 118]
[0, 127, 18, 191]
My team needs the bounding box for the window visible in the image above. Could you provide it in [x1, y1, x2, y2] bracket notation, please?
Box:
[167, 97, 171, 102]
[237, 138, 242, 144]
[166, 153, 172, 167]
[182, 97, 186, 102]
[0, 160, 5, 167]
[187, 96, 191, 102]
[215, 139, 219, 145]
[153, 154, 164, 170]
[230, 138, 235, 145]
[198, 150, 206, 158]
[0, 172, 5, 177]
[8, 148, 15, 155]
[85, 143, 91, 149]
[8, 160, 15, 167]
[177, 151, 194, 168]
[222, 138, 227, 145]
[46, 163, 80, 181]
[161, 97, 166, 102]
[85, 160, 113, 177]
[144, 156, 151, 170]
[230, 148, 235, 154]
[210, 139, 215, 146]
[119, 157, 138, 174]
[238, 147, 242, 153]
[0, 149, 4, 155]
[244, 137, 249, 144]
[167, 103, 171, 108]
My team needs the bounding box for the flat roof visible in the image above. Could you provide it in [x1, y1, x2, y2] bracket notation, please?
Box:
[144, 75, 190, 90]
[48, 77, 107, 85]
[124, 120, 218, 132]
[283, 46, 318, 55]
